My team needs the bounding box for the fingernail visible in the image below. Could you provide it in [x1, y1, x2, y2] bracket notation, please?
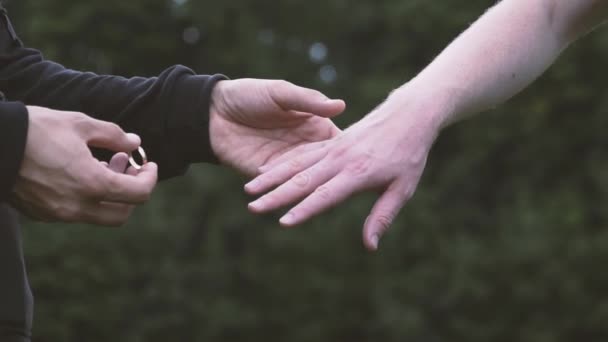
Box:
[127, 133, 141, 146]
[371, 234, 380, 250]
[280, 212, 296, 226]
[248, 200, 263, 212]
[245, 179, 259, 192]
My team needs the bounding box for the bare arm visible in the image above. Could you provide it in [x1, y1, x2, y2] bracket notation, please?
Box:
[400, 0, 608, 126]
[246, 0, 608, 251]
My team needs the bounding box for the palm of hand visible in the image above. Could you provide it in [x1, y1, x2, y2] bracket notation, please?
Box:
[209, 79, 344, 176]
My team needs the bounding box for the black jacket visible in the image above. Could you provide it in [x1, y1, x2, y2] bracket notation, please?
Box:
[0, 7, 225, 341]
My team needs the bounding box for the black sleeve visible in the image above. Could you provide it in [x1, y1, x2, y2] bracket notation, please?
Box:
[0, 8, 227, 181]
[0, 101, 28, 202]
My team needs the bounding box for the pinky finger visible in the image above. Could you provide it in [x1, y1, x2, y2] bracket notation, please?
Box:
[363, 185, 411, 252]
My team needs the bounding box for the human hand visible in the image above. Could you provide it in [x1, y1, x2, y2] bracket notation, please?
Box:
[244, 94, 443, 251]
[95, 151, 146, 223]
[12, 106, 158, 226]
[209, 79, 346, 176]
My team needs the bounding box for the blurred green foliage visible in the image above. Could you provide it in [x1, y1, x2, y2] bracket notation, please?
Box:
[6, 0, 608, 340]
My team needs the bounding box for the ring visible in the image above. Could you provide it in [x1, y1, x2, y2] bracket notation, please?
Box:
[128, 146, 148, 170]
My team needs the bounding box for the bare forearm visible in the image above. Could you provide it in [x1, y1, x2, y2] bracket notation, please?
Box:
[389, 0, 607, 128]
[243, 0, 608, 250]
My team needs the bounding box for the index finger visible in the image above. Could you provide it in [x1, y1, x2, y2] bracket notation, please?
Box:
[269, 81, 346, 118]
[103, 162, 158, 204]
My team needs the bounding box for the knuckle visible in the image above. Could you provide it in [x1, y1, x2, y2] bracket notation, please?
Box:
[345, 155, 373, 176]
[80, 173, 108, 198]
[328, 145, 347, 159]
[292, 172, 311, 188]
[287, 158, 303, 172]
[314, 185, 332, 200]
[99, 122, 124, 139]
[105, 122, 123, 136]
[73, 115, 94, 133]
[327, 143, 355, 163]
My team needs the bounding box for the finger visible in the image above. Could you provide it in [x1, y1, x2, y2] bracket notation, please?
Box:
[326, 120, 342, 138]
[79, 201, 135, 227]
[102, 162, 158, 204]
[245, 148, 328, 195]
[282, 110, 314, 120]
[108, 153, 129, 173]
[270, 81, 346, 118]
[101, 161, 109, 167]
[125, 166, 139, 176]
[259, 141, 328, 173]
[248, 161, 336, 214]
[281, 110, 342, 139]
[80, 117, 140, 152]
[279, 173, 362, 227]
[363, 185, 411, 252]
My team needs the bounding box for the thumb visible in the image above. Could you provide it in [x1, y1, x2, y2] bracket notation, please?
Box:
[270, 81, 346, 118]
[81, 117, 141, 152]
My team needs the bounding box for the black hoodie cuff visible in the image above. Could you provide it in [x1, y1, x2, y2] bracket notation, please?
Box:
[0, 102, 28, 202]
[165, 73, 228, 168]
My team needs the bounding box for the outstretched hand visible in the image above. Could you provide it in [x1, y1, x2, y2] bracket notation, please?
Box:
[209, 79, 346, 177]
[244, 97, 442, 251]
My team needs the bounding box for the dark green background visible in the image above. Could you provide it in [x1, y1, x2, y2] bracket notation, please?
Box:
[6, 0, 608, 341]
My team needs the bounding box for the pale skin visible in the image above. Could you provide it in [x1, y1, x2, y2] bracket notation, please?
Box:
[13, 107, 158, 226]
[209, 79, 345, 177]
[245, 0, 608, 251]
[12, 80, 345, 226]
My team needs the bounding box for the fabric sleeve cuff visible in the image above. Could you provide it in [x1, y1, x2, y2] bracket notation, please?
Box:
[0, 102, 28, 202]
[166, 73, 228, 167]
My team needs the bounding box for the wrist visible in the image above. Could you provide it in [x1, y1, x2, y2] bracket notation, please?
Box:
[208, 80, 231, 163]
[385, 82, 460, 132]
[209, 79, 229, 119]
